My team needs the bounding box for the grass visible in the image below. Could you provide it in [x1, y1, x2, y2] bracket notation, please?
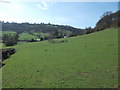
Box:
[2, 28, 118, 88]
[19, 33, 39, 40]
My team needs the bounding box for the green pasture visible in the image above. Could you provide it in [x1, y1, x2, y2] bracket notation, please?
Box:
[19, 33, 39, 40]
[2, 28, 118, 88]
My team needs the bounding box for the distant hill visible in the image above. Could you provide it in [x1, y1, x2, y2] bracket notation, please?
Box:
[1, 22, 86, 36]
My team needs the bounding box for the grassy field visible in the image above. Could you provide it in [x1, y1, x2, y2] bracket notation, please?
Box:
[2, 28, 118, 88]
[19, 33, 39, 40]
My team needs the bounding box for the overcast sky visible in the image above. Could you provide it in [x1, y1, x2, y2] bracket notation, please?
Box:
[0, 1, 118, 29]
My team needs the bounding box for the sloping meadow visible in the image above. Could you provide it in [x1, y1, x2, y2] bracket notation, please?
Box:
[2, 28, 118, 88]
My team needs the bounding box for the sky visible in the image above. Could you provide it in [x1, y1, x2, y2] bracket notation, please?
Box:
[0, 1, 118, 29]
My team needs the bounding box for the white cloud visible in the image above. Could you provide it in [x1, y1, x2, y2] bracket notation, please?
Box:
[36, 1, 48, 10]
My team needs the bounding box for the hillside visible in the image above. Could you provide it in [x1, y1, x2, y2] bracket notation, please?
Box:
[95, 11, 120, 31]
[1, 22, 85, 35]
[2, 28, 118, 88]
